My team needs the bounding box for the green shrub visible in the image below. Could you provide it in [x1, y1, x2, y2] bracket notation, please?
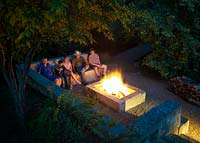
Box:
[126, 1, 200, 81]
[29, 93, 111, 143]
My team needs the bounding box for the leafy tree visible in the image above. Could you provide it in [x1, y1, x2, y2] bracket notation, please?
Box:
[0, 1, 46, 136]
[0, 0, 133, 140]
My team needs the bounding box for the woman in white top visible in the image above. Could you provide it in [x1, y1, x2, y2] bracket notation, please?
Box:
[62, 56, 81, 85]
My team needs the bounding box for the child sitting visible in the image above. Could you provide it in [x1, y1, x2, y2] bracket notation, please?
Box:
[54, 60, 67, 88]
[62, 56, 81, 89]
[54, 60, 64, 77]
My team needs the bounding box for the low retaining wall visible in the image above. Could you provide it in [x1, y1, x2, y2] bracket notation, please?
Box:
[124, 101, 181, 143]
[102, 101, 181, 143]
[28, 69, 66, 98]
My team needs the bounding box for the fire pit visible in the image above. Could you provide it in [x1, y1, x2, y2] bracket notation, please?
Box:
[86, 71, 146, 112]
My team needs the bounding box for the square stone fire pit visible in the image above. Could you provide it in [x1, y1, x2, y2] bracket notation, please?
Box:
[86, 81, 146, 112]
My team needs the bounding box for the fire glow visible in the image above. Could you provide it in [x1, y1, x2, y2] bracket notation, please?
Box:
[94, 71, 136, 99]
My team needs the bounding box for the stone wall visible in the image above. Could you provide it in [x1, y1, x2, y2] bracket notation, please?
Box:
[124, 101, 181, 143]
[28, 68, 67, 98]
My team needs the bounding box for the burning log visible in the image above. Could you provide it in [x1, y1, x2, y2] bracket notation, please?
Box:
[169, 76, 200, 106]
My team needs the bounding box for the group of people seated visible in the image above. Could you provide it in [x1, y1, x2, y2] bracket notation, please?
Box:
[37, 48, 107, 89]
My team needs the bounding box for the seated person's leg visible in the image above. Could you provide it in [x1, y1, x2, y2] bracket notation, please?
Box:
[59, 78, 62, 86]
[75, 66, 83, 74]
[80, 65, 89, 73]
[64, 76, 71, 89]
[49, 75, 61, 86]
[101, 64, 107, 75]
[54, 78, 62, 86]
[79, 65, 89, 83]
[67, 76, 72, 89]
[93, 66, 100, 77]
[70, 72, 81, 84]
[63, 70, 72, 89]
[61, 77, 66, 88]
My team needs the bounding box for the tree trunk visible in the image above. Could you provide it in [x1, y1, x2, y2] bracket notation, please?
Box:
[0, 30, 40, 142]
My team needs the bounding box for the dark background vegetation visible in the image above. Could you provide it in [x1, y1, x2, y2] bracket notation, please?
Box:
[0, 0, 199, 143]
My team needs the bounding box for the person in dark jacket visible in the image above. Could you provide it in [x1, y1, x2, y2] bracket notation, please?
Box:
[38, 58, 62, 86]
[54, 60, 64, 77]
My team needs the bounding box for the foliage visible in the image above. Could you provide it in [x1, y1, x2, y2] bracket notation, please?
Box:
[29, 92, 112, 143]
[124, 0, 200, 80]
[0, 0, 133, 60]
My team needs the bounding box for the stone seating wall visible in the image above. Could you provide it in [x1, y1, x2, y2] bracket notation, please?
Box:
[30, 54, 98, 84]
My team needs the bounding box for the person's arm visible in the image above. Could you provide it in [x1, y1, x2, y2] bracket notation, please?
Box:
[37, 64, 42, 74]
[69, 63, 73, 71]
[88, 55, 92, 64]
[72, 58, 76, 72]
[61, 63, 66, 70]
[82, 56, 88, 65]
[96, 54, 101, 65]
[49, 64, 55, 74]
[91, 63, 101, 67]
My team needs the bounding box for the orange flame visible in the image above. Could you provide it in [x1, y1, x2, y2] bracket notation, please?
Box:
[96, 71, 135, 98]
